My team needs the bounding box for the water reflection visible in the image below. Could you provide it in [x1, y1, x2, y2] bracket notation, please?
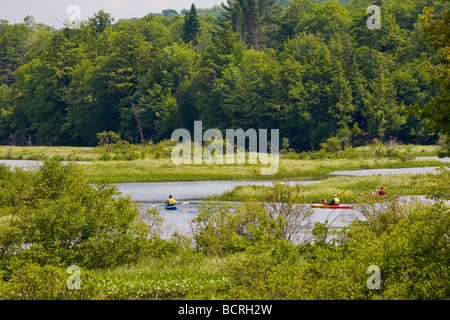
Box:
[136, 199, 363, 241]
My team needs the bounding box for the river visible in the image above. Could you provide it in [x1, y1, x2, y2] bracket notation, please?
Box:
[115, 159, 448, 239]
[1, 158, 447, 241]
[115, 180, 361, 240]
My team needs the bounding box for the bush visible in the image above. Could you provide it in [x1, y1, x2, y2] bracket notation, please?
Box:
[95, 131, 149, 160]
[151, 139, 179, 159]
[320, 137, 343, 153]
[427, 166, 450, 201]
[0, 158, 160, 271]
[264, 180, 314, 244]
[97, 131, 121, 146]
[224, 241, 305, 299]
[224, 198, 450, 299]
[97, 140, 147, 161]
[191, 199, 283, 255]
[0, 260, 99, 300]
[370, 139, 415, 160]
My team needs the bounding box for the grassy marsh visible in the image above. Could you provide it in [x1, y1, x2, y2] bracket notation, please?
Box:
[0, 146, 98, 161]
[217, 172, 446, 204]
[0, 145, 446, 183]
[81, 157, 445, 183]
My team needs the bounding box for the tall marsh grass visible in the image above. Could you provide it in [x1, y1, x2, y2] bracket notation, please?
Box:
[218, 172, 444, 203]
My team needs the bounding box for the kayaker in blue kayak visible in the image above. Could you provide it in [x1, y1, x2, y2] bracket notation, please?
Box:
[165, 195, 178, 207]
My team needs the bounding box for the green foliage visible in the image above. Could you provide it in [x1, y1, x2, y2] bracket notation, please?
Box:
[1, 2, 450, 300]
[0, 2, 447, 149]
[94, 135, 179, 161]
[192, 200, 282, 255]
[220, 0, 283, 49]
[426, 166, 450, 200]
[182, 4, 201, 45]
[162, 10, 179, 18]
[311, 219, 331, 246]
[149, 139, 179, 159]
[0, 260, 99, 300]
[192, 181, 314, 255]
[223, 197, 450, 299]
[264, 180, 314, 243]
[320, 137, 343, 153]
[0, 158, 160, 271]
[88, 10, 114, 34]
[96, 134, 148, 161]
[0, 157, 449, 300]
[416, 6, 450, 144]
[369, 138, 415, 160]
[97, 131, 122, 145]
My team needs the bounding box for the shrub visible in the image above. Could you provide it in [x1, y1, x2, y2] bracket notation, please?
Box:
[320, 137, 343, 153]
[264, 180, 314, 244]
[191, 200, 282, 255]
[224, 198, 450, 300]
[0, 260, 99, 300]
[0, 158, 160, 271]
[427, 166, 450, 201]
[369, 139, 415, 160]
[95, 132, 148, 161]
[151, 139, 179, 159]
[97, 131, 122, 146]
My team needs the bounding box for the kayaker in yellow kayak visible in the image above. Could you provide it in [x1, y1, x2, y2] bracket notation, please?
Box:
[165, 195, 178, 206]
[321, 194, 339, 205]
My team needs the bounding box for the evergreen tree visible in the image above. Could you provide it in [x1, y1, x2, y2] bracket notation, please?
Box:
[220, 0, 282, 49]
[182, 4, 201, 45]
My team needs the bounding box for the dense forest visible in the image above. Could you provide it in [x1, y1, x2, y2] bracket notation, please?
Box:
[0, 0, 449, 151]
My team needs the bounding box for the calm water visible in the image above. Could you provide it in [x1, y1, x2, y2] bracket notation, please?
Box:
[0, 159, 89, 169]
[329, 166, 442, 176]
[138, 200, 360, 240]
[115, 180, 361, 239]
[2, 158, 446, 240]
[115, 180, 314, 202]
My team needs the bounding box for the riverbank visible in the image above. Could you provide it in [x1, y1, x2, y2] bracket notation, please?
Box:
[0, 144, 441, 161]
[82, 157, 445, 183]
[1, 157, 445, 183]
[0, 145, 446, 183]
[217, 170, 448, 203]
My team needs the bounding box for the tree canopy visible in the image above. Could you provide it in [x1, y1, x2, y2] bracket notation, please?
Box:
[0, 0, 448, 149]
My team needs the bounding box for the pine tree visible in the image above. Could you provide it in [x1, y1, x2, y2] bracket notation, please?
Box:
[220, 0, 282, 49]
[182, 4, 201, 45]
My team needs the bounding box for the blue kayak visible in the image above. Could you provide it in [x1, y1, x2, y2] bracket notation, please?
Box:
[165, 205, 178, 210]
